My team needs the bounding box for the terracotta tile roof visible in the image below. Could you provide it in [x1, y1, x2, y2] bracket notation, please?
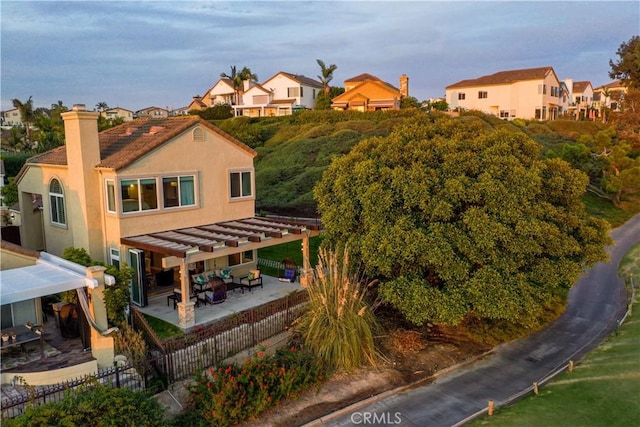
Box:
[572, 81, 592, 93]
[446, 66, 555, 89]
[594, 80, 626, 91]
[19, 116, 256, 176]
[344, 73, 382, 83]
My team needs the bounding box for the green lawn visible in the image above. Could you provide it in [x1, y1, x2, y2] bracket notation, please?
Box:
[471, 243, 640, 427]
[257, 235, 323, 276]
[142, 313, 184, 340]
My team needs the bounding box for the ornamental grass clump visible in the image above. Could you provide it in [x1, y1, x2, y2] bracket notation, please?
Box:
[296, 247, 380, 372]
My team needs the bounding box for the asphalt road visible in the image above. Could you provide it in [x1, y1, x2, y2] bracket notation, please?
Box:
[318, 213, 640, 427]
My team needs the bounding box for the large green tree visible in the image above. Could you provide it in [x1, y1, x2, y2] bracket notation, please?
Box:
[314, 117, 610, 326]
[609, 35, 640, 89]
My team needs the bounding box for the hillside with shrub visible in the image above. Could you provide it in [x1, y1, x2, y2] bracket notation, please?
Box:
[214, 110, 639, 223]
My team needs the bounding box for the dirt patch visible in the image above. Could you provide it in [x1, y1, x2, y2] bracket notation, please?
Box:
[241, 329, 489, 427]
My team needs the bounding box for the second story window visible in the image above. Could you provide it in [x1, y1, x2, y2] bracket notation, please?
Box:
[478, 91, 488, 99]
[49, 178, 66, 226]
[162, 176, 196, 208]
[287, 87, 302, 97]
[458, 93, 466, 100]
[121, 178, 158, 213]
[230, 170, 252, 199]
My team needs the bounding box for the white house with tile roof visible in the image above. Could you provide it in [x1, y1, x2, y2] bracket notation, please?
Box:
[446, 66, 564, 120]
[232, 71, 323, 117]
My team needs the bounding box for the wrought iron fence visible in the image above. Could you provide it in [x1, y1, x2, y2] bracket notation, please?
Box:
[0, 357, 164, 419]
[1, 289, 309, 419]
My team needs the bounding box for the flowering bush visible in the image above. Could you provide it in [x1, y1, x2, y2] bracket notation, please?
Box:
[186, 344, 325, 426]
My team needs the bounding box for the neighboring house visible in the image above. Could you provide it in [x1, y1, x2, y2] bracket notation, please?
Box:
[100, 107, 134, 122]
[593, 80, 627, 112]
[567, 80, 594, 119]
[331, 73, 408, 111]
[233, 71, 323, 117]
[204, 78, 237, 106]
[135, 106, 169, 119]
[16, 104, 319, 328]
[185, 96, 208, 112]
[1, 241, 116, 381]
[1, 108, 23, 128]
[445, 66, 564, 120]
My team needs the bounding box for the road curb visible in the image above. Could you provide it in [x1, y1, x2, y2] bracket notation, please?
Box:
[302, 348, 496, 426]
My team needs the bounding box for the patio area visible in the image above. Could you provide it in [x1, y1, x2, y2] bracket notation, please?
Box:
[138, 274, 304, 329]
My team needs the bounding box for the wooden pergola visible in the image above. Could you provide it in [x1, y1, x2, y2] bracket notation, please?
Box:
[121, 217, 321, 328]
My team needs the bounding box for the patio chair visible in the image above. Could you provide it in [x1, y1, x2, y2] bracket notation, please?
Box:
[239, 269, 263, 292]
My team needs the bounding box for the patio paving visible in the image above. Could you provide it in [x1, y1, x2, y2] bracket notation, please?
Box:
[138, 275, 304, 329]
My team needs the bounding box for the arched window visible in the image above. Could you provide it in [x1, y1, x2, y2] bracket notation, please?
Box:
[49, 178, 66, 226]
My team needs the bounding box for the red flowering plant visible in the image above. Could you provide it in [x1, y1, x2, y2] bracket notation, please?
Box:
[186, 343, 326, 426]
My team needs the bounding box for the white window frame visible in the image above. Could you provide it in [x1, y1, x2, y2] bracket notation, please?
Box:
[120, 177, 159, 214]
[106, 179, 116, 213]
[162, 175, 197, 208]
[229, 169, 253, 200]
[49, 178, 66, 227]
[109, 247, 120, 269]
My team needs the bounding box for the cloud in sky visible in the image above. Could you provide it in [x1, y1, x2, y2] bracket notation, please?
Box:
[1, 1, 638, 111]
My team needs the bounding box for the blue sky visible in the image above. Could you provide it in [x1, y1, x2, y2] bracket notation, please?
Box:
[1, 1, 638, 112]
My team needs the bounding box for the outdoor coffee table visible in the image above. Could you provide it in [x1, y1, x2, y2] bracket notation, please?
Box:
[1, 324, 44, 357]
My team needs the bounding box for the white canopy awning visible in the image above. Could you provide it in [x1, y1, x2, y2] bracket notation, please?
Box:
[0, 253, 98, 305]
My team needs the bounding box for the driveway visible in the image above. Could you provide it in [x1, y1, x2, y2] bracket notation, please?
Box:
[320, 213, 640, 427]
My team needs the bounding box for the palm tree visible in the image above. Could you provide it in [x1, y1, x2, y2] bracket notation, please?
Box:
[316, 59, 337, 96]
[220, 66, 258, 106]
[96, 101, 109, 113]
[600, 88, 611, 123]
[12, 96, 35, 145]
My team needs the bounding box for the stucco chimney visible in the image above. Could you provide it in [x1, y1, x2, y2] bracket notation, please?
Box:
[61, 106, 103, 258]
[399, 74, 409, 98]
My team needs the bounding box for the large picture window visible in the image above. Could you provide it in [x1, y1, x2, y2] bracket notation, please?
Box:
[230, 171, 252, 199]
[49, 178, 66, 226]
[162, 176, 196, 208]
[121, 178, 158, 213]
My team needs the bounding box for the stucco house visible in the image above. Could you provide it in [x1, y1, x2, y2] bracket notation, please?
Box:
[1, 108, 23, 128]
[204, 78, 238, 107]
[135, 106, 169, 119]
[445, 66, 564, 120]
[566, 80, 594, 119]
[232, 72, 323, 117]
[15, 105, 319, 328]
[101, 107, 134, 122]
[331, 73, 408, 111]
[593, 80, 627, 113]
